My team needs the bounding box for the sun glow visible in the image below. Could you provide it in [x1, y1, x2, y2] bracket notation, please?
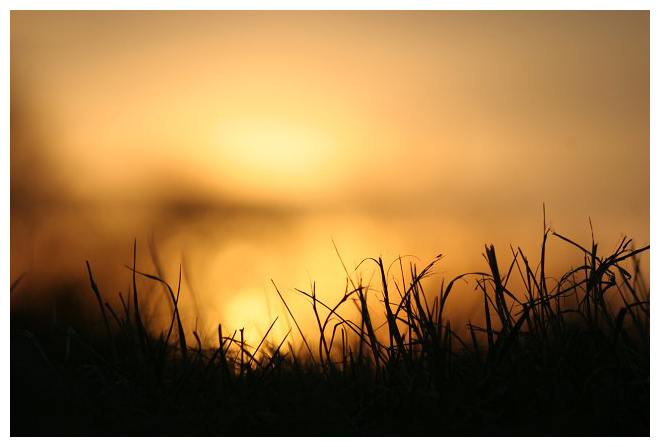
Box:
[214, 118, 334, 176]
[222, 288, 284, 345]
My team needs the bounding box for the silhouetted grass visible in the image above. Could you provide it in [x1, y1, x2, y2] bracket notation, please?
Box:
[10, 220, 649, 436]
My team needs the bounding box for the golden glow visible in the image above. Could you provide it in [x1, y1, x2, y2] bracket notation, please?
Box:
[222, 289, 278, 344]
[11, 11, 650, 347]
[215, 118, 333, 172]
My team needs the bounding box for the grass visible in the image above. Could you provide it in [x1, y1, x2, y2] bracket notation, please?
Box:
[10, 218, 650, 436]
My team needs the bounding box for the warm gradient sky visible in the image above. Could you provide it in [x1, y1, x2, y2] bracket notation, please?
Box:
[11, 11, 650, 343]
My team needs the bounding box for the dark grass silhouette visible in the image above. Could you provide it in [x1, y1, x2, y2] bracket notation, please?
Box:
[10, 217, 649, 436]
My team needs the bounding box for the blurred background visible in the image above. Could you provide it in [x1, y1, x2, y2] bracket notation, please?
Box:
[10, 11, 649, 345]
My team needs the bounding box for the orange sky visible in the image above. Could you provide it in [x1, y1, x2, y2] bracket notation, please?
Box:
[11, 11, 650, 345]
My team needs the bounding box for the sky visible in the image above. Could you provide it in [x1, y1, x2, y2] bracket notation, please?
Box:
[10, 10, 650, 344]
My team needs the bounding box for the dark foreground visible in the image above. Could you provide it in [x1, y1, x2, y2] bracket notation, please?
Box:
[11, 229, 649, 436]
